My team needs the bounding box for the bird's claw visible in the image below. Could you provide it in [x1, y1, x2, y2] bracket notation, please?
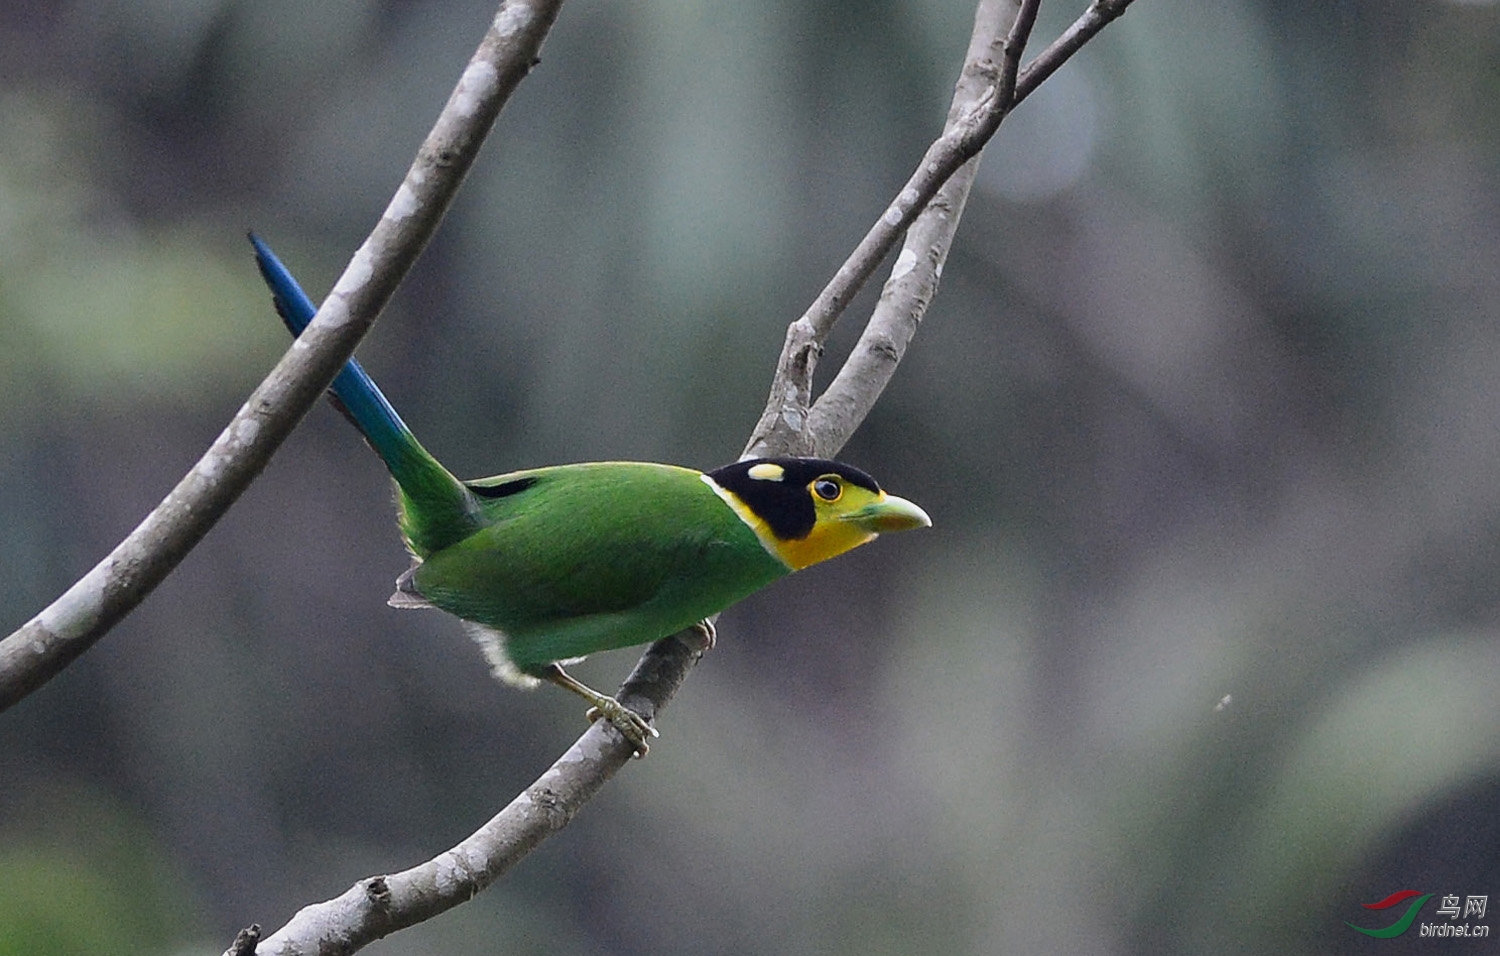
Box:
[585, 698, 659, 757]
[692, 619, 717, 651]
[543, 663, 657, 756]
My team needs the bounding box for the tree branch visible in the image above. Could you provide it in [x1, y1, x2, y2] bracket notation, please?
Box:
[1016, 0, 1138, 104]
[743, 0, 1035, 458]
[0, 0, 565, 712]
[742, 0, 1138, 459]
[246, 629, 708, 956]
[240, 2, 1141, 950]
[802, 0, 1032, 457]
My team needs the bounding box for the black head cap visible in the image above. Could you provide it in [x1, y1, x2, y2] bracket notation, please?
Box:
[706, 457, 881, 541]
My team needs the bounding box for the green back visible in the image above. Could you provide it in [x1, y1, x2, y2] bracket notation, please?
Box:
[412, 462, 790, 675]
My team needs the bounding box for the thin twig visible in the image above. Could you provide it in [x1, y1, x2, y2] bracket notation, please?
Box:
[742, 0, 1139, 459]
[1016, 0, 1138, 105]
[802, 0, 1034, 456]
[0, 0, 565, 712]
[743, 0, 1041, 459]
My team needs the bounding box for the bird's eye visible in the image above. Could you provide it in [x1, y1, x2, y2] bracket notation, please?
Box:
[813, 476, 842, 501]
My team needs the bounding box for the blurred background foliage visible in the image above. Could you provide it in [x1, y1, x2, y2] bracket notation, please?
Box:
[2, 0, 1499, 954]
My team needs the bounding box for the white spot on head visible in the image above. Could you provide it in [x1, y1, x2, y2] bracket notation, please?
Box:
[747, 463, 785, 481]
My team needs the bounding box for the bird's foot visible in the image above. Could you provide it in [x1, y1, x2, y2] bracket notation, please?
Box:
[584, 697, 659, 757]
[693, 618, 717, 651]
[543, 663, 657, 757]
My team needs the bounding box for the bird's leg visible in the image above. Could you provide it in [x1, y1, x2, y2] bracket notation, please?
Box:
[542, 663, 658, 757]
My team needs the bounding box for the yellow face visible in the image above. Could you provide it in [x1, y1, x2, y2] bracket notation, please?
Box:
[712, 462, 931, 571]
[776, 471, 928, 569]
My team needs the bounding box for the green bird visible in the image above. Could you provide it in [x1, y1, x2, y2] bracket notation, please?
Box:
[250, 234, 930, 753]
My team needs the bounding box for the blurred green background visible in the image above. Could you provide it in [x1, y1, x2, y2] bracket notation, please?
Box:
[4, 1, 1500, 954]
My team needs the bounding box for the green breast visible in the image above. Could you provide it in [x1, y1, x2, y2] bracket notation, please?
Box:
[409, 461, 790, 675]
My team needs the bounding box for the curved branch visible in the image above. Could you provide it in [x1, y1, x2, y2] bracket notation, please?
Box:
[0, 0, 565, 712]
[246, 632, 707, 956]
[235, 1, 1146, 952]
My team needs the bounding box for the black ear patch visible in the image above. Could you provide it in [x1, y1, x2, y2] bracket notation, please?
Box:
[707, 457, 880, 541]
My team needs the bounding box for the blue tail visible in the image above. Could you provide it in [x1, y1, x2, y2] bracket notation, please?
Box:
[249, 233, 478, 555]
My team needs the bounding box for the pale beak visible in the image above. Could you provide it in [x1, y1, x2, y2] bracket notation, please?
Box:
[845, 493, 932, 533]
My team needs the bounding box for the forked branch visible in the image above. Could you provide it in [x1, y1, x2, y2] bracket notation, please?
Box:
[744, 0, 1136, 459]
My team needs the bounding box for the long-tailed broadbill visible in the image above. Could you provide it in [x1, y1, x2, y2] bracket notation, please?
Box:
[250, 234, 930, 753]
